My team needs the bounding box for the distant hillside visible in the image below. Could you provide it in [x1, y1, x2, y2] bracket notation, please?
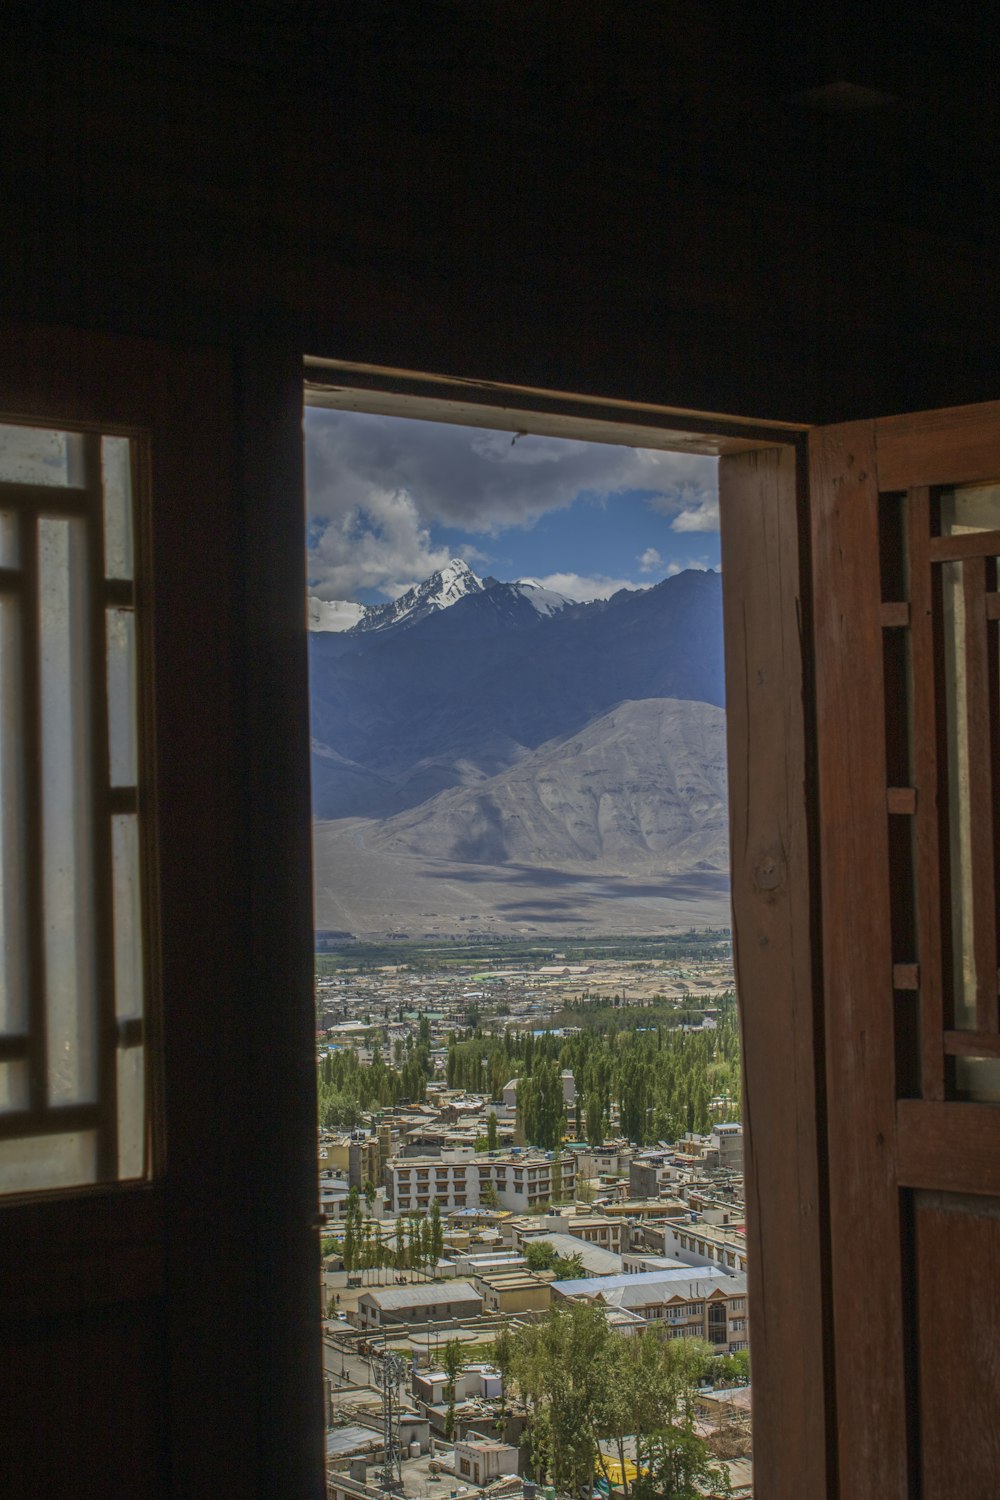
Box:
[309, 568, 724, 820]
[309, 565, 728, 935]
[366, 698, 727, 872]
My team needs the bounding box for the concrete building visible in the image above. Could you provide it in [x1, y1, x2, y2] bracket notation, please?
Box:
[506, 1209, 623, 1254]
[554, 1270, 749, 1353]
[629, 1151, 676, 1200]
[386, 1150, 576, 1214]
[474, 1271, 552, 1315]
[454, 1439, 520, 1487]
[354, 1281, 482, 1329]
[660, 1221, 748, 1275]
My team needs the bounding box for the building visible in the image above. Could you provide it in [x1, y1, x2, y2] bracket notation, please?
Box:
[386, 1150, 577, 1213]
[505, 1209, 623, 1255]
[661, 1221, 748, 1276]
[454, 1439, 520, 1488]
[629, 1151, 677, 1200]
[474, 1271, 552, 1315]
[7, 12, 1000, 1500]
[520, 1232, 625, 1278]
[354, 1282, 482, 1330]
[555, 1271, 749, 1353]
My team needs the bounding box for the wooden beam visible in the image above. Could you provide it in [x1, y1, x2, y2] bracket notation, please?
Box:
[810, 419, 909, 1500]
[720, 442, 831, 1499]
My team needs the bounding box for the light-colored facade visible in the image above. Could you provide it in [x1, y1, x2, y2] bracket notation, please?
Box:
[474, 1270, 552, 1315]
[386, 1149, 577, 1213]
[454, 1440, 519, 1487]
[661, 1221, 748, 1275]
[355, 1281, 482, 1329]
[554, 1269, 749, 1353]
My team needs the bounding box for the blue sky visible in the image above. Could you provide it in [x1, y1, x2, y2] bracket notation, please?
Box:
[304, 407, 719, 604]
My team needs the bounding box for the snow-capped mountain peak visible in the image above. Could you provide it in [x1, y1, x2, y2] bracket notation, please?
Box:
[510, 579, 575, 617]
[307, 559, 575, 633]
[307, 597, 366, 632]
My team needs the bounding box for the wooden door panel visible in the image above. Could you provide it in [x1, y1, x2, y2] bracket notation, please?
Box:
[810, 405, 1000, 1499]
[916, 1192, 1000, 1498]
[3, 1303, 167, 1500]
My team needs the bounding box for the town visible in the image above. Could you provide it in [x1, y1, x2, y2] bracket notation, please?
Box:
[315, 933, 751, 1500]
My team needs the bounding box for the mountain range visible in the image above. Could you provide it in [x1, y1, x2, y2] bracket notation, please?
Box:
[308, 561, 728, 935]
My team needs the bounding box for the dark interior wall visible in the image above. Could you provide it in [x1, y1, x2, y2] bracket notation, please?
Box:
[3, 11, 999, 1499]
[5, 4, 1000, 424]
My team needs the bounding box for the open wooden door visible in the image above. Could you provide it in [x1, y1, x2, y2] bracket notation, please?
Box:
[810, 404, 1000, 1500]
[723, 405, 1000, 1500]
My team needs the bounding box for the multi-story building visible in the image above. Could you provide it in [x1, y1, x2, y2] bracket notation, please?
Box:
[553, 1269, 749, 1353]
[660, 1220, 748, 1275]
[385, 1149, 577, 1213]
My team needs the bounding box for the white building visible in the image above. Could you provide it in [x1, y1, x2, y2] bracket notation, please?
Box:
[660, 1220, 748, 1275]
[386, 1149, 577, 1213]
[454, 1439, 519, 1487]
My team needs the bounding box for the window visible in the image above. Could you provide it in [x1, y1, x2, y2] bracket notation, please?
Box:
[0, 422, 150, 1195]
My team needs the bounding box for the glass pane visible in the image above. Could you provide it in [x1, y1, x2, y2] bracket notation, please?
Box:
[941, 560, 976, 1028]
[955, 1057, 1000, 1102]
[0, 424, 84, 487]
[112, 814, 144, 1021]
[101, 436, 134, 580]
[38, 518, 97, 1105]
[0, 512, 17, 568]
[0, 596, 26, 1035]
[940, 483, 1000, 536]
[0, 1060, 28, 1112]
[106, 608, 137, 786]
[117, 1045, 146, 1179]
[0, 1130, 97, 1194]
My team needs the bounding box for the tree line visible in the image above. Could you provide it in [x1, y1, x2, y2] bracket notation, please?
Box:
[327, 1185, 445, 1289]
[317, 995, 740, 1149]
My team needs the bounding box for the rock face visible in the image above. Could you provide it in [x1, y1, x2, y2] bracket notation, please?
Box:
[309, 566, 729, 933]
[366, 699, 727, 871]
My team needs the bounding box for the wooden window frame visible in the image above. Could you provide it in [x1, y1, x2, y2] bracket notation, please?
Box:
[303, 360, 830, 1498]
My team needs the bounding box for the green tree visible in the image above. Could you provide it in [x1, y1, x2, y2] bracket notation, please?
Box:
[429, 1198, 444, 1268]
[552, 1251, 585, 1280]
[442, 1339, 465, 1440]
[486, 1110, 498, 1151]
[491, 1322, 515, 1437]
[505, 1305, 725, 1500]
[523, 1240, 557, 1271]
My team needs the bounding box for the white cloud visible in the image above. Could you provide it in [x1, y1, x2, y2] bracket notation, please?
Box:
[304, 407, 719, 598]
[308, 486, 457, 600]
[646, 475, 720, 534]
[533, 572, 643, 602]
[638, 547, 663, 574]
[670, 495, 720, 532]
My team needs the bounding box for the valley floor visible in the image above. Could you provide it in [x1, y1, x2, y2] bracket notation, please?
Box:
[312, 818, 731, 938]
